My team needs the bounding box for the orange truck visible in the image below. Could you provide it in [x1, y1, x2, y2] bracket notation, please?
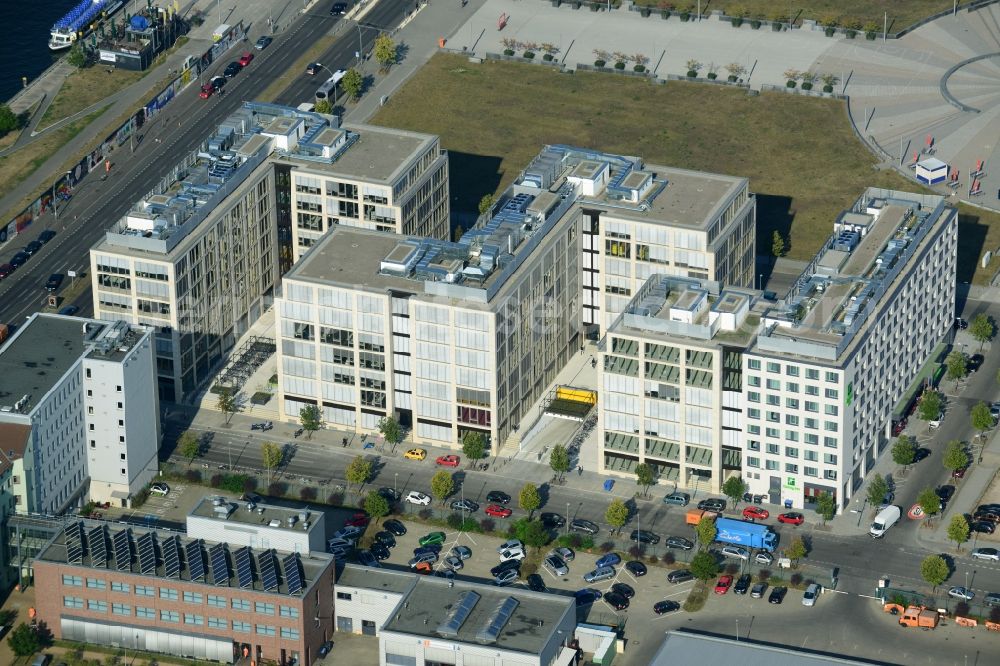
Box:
[886, 604, 938, 629]
[686, 509, 719, 526]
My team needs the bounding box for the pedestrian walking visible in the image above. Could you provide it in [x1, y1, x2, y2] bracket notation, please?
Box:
[578, 465, 583, 476]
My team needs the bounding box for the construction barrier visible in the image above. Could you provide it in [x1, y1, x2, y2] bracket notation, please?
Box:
[955, 616, 978, 628]
[555, 387, 597, 405]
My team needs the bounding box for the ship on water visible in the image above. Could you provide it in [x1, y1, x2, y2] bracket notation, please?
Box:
[49, 0, 124, 51]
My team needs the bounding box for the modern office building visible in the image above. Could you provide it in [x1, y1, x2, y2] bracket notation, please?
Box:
[333, 564, 577, 666]
[0, 437, 19, 589]
[742, 189, 956, 511]
[0, 314, 158, 514]
[33, 520, 335, 665]
[598, 276, 756, 493]
[90, 102, 448, 403]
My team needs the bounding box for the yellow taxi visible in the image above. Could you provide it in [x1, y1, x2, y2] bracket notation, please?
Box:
[404, 448, 427, 461]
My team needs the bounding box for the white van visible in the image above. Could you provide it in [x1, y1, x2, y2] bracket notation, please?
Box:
[869, 505, 901, 538]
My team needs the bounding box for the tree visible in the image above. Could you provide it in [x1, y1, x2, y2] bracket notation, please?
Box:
[635, 463, 655, 498]
[918, 389, 942, 422]
[549, 444, 571, 480]
[920, 554, 949, 589]
[462, 431, 487, 464]
[314, 98, 333, 114]
[942, 440, 970, 473]
[947, 514, 970, 551]
[689, 551, 720, 581]
[364, 491, 390, 522]
[217, 389, 238, 424]
[299, 404, 322, 439]
[722, 476, 747, 507]
[945, 351, 969, 384]
[430, 470, 455, 503]
[345, 455, 373, 491]
[519, 483, 541, 519]
[891, 435, 916, 469]
[178, 431, 201, 465]
[374, 34, 397, 70]
[970, 313, 995, 351]
[7, 622, 40, 657]
[605, 499, 629, 534]
[512, 518, 551, 549]
[815, 492, 837, 524]
[341, 68, 363, 101]
[695, 516, 717, 546]
[971, 401, 994, 437]
[66, 43, 88, 68]
[453, 225, 465, 242]
[261, 442, 283, 485]
[0, 104, 21, 133]
[771, 230, 786, 257]
[916, 488, 941, 518]
[377, 416, 403, 452]
[866, 474, 889, 507]
[785, 536, 807, 563]
[478, 193, 495, 216]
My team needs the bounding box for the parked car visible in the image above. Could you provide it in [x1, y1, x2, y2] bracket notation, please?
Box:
[596, 553, 621, 568]
[24, 240, 43, 255]
[583, 566, 616, 583]
[985, 592, 1000, 608]
[405, 491, 431, 506]
[935, 486, 955, 504]
[663, 492, 690, 506]
[574, 588, 601, 606]
[494, 568, 518, 586]
[150, 482, 169, 496]
[383, 519, 406, 536]
[344, 513, 369, 528]
[973, 511, 1000, 524]
[318, 641, 333, 657]
[450, 545, 472, 560]
[540, 512, 565, 528]
[418, 532, 445, 546]
[603, 592, 629, 610]
[10, 252, 29, 268]
[327, 538, 353, 554]
[497, 540, 524, 553]
[952, 466, 969, 480]
[802, 583, 820, 606]
[734, 574, 752, 595]
[486, 504, 513, 518]
[972, 548, 1000, 562]
[224, 61, 242, 77]
[498, 547, 525, 563]
[38, 229, 56, 243]
[57, 305, 79, 316]
[625, 560, 647, 577]
[357, 551, 379, 567]
[630, 529, 660, 544]
[0, 263, 14, 279]
[527, 573, 547, 592]
[666, 536, 694, 551]
[199, 82, 215, 99]
[378, 487, 401, 503]
[254, 35, 272, 50]
[436, 454, 460, 467]
[754, 551, 774, 566]
[769, 586, 787, 604]
[714, 575, 733, 594]
[413, 545, 441, 557]
[970, 521, 996, 534]
[968, 353, 985, 373]
[570, 518, 599, 535]
[490, 559, 520, 577]
[404, 448, 427, 461]
[750, 582, 768, 599]
[370, 544, 390, 560]
[667, 569, 694, 584]
[948, 586, 975, 600]
[550, 547, 575, 562]
[450, 499, 479, 512]
[777, 512, 804, 525]
[543, 555, 569, 576]
[743, 506, 769, 520]
[611, 582, 635, 599]
[408, 552, 437, 568]
[698, 498, 727, 512]
[955, 317, 969, 329]
[330, 2, 349, 14]
[720, 546, 750, 561]
[653, 600, 680, 615]
[486, 490, 511, 504]
[210, 75, 225, 91]
[444, 555, 464, 570]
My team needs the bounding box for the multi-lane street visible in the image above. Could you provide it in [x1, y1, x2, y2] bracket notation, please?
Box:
[0, 0, 414, 325]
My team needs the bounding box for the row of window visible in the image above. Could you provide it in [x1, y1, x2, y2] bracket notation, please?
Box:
[746, 392, 839, 409]
[59, 580, 298, 617]
[742, 459, 838, 480]
[746, 412, 839, 431]
[747, 359, 839, 383]
[745, 377, 840, 399]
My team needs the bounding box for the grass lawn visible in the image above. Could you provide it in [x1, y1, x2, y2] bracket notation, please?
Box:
[631, 1, 964, 31]
[39, 66, 143, 128]
[370, 53, 1000, 285]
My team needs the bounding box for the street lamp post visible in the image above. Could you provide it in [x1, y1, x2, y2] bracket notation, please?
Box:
[565, 502, 570, 536]
[394, 472, 398, 495]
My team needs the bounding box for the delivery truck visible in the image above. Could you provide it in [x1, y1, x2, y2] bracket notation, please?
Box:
[714, 517, 779, 552]
[869, 505, 901, 538]
[686, 509, 718, 526]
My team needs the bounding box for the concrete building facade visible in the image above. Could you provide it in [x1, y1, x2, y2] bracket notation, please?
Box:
[0, 314, 158, 514]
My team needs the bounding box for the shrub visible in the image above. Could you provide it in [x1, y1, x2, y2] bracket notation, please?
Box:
[210, 474, 223, 488]
[823, 84, 834, 93]
[641, 8, 651, 17]
[682, 583, 708, 612]
[185, 469, 202, 483]
[522, 560, 539, 576]
[846, 29, 856, 39]
[268, 482, 288, 497]
[447, 513, 464, 530]
[480, 518, 496, 533]
[866, 31, 876, 40]
[628, 545, 643, 558]
[594, 59, 606, 67]
[661, 10, 671, 19]
[662, 552, 676, 565]
[221, 474, 249, 494]
[300, 486, 318, 501]
[634, 64, 646, 72]
[648, 554, 660, 564]
[786, 80, 796, 88]
[543, 53, 554, 61]
[680, 11, 690, 22]
[728, 74, 737, 82]
[579, 536, 595, 550]
[523, 51, 535, 59]
[772, 22, 782, 31]
[955, 601, 971, 617]
[707, 72, 717, 80]
[825, 27, 836, 37]
[687, 70, 698, 77]
[503, 49, 515, 56]
[731, 18, 743, 28]
[327, 491, 344, 506]
[757, 569, 771, 582]
[801, 81, 813, 90]
[751, 19, 761, 29]
[462, 518, 480, 532]
[243, 477, 258, 493]
[725, 563, 740, 575]
[790, 572, 804, 587]
[599, 541, 615, 553]
[557, 533, 584, 548]
[419, 508, 434, 520]
[614, 61, 625, 70]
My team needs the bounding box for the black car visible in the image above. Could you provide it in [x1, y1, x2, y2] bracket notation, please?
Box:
[666, 536, 694, 551]
[611, 582, 635, 599]
[667, 569, 694, 584]
[955, 317, 969, 330]
[384, 519, 406, 536]
[490, 559, 521, 577]
[378, 487, 400, 502]
[486, 490, 511, 504]
[575, 588, 601, 606]
[370, 544, 390, 560]
[969, 354, 985, 372]
[630, 529, 660, 544]
[38, 229, 56, 244]
[768, 586, 787, 604]
[24, 240, 43, 255]
[625, 560, 647, 577]
[697, 498, 727, 512]
[318, 641, 333, 657]
[10, 252, 29, 268]
[224, 61, 242, 78]
[254, 35, 272, 50]
[210, 75, 226, 92]
[373, 531, 396, 547]
[527, 573, 547, 592]
[979, 504, 1000, 514]
[570, 518, 599, 535]
[913, 448, 931, 462]
[734, 574, 752, 595]
[450, 499, 479, 512]
[45, 273, 64, 291]
[603, 591, 629, 610]
[935, 485, 955, 503]
[970, 521, 996, 534]
[653, 600, 680, 615]
[330, 2, 348, 14]
[413, 545, 441, 556]
[540, 512, 565, 528]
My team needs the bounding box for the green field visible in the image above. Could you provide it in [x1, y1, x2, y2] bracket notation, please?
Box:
[370, 54, 1000, 285]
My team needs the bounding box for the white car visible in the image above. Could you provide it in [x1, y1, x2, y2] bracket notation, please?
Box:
[496, 539, 523, 554]
[150, 482, 169, 496]
[754, 551, 774, 566]
[948, 586, 975, 601]
[405, 491, 431, 506]
[720, 546, 750, 561]
[802, 583, 819, 607]
[498, 547, 525, 563]
[972, 548, 1000, 562]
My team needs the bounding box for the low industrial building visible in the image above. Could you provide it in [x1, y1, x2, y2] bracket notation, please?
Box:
[186, 495, 326, 554]
[650, 630, 876, 666]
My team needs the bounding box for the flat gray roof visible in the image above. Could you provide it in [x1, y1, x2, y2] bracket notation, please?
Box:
[381, 575, 573, 654]
[651, 631, 880, 666]
[295, 123, 433, 183]
[0, 314, 90, 412]
[290, 227, 424, 294]
[336, 563, 417, 595]
[188, 496, 324, 536]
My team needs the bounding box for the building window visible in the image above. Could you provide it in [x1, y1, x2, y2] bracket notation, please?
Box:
[159, 588, 178, 601]
[337, 592, 352, 601]
[232, 621, 251, 633]
[208, 617, 226, 629]
[804, 466, 818, 477]
[804, 450, 818, 462]
[785, 430, 799, 442]
[766, 411, 780, 423]
[280, 606, 300, 619]
[86, 578, 106, 590]
[785, 447, 799, 458]
[825, 404, 839, 416]
[62, 575, 82, 587]
[747, 425, 760, 435]
[824, 470, 838, 481]
[786, 365, 800, 377]
[825, 371, 838, 383]
[280, 628, 300, 639]
[746, 391, 759, 403]
[786, 382, 799, 393]
[747, 440, 760, 451]
[112, 603, 131, 616]
[825, 389, 839, 400]
[135, 585, 154, 597]
[63, 596, 84, 609]
[804, 418, 818, 429]
[747, 408, 760, 419]
[766, 395, 780, 406]
[184, 614, 204, 626]
[87, 600, 108, 613]
[765, 379, 780, 390]
[254, 602, 275, 615]
[805, 401, 818, 412]
[765, 427, 780, 439]
[824, 437, 838, 448]
[765, 460, 779, 471]
[746, 375, 760, 387]
[805, 385, 819, 396]
[805, 434, 819, 445]
[183, 591, 203, 604]
[766, 362, 780, 373]
[766, 443, 779, 455]
[805, 369, 819, 380]
[785, 463, 799, 473]
[824, 421, 838, 432]
[824, 453, 839, 465]
[160, 610, 180, 623]
[785, 415, 799, 427]
[111, 582, 130, 593]
[136, 607, 155, 619]
[231, 599, 251, 611]
[747, 359, 761, 370]
[746, 456, 760, 468]
[786, 398, 799, 410]
[207, 595, 226, 608]
[255, 625, 277, 637]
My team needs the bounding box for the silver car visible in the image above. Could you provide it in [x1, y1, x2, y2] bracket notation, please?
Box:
[721, 546, 750, 561]
[494, 568, 518, 586]
[583, 566, 616, 583]
[543, 555, 569, 577]
[802, 583, 819, 607]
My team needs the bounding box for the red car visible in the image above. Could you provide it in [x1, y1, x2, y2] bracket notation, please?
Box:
[952, 467, 968, 480]
[743, 506, 769, 520]
[714, 575, 733, 594]
[436, 455, 461, 467]
[777, 512, 804, 525]
[344, 513, 369, 528]
[238, 51, 255, 67]
[485, 504, 513, 518]
[199, 82, 214, 99]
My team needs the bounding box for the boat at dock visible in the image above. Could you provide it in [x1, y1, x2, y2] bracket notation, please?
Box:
[49, 0, 125, 51]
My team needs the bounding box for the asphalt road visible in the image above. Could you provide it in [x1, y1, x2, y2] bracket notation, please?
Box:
[0, 0, 413, 325]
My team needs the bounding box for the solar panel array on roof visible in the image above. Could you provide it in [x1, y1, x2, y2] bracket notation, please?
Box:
[66, 522, 85, 565]
[282, 552, 303, 596]
[210, 543, 230, 586]
[234, 546, 254, 589]
[88, 525, 108, 568]
[258, 549, 279, 592]
[163, 535, 181, 579]
[474, 597, 520, 644]
[113, 529, 132, 571]
[186, 539, 206, 581]
[138, 532, 157, 575]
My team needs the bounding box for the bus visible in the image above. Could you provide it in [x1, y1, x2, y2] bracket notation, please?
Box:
[315, 70, 346, 102]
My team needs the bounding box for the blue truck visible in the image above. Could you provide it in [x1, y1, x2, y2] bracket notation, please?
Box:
[715, 517, 778, 552]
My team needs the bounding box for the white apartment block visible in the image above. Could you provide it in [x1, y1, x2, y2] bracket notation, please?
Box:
[598, 276, 754, 494]
[90, 103, 448, 403]
[0, 314, 159, 514]
[743, 189, 956, 511]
